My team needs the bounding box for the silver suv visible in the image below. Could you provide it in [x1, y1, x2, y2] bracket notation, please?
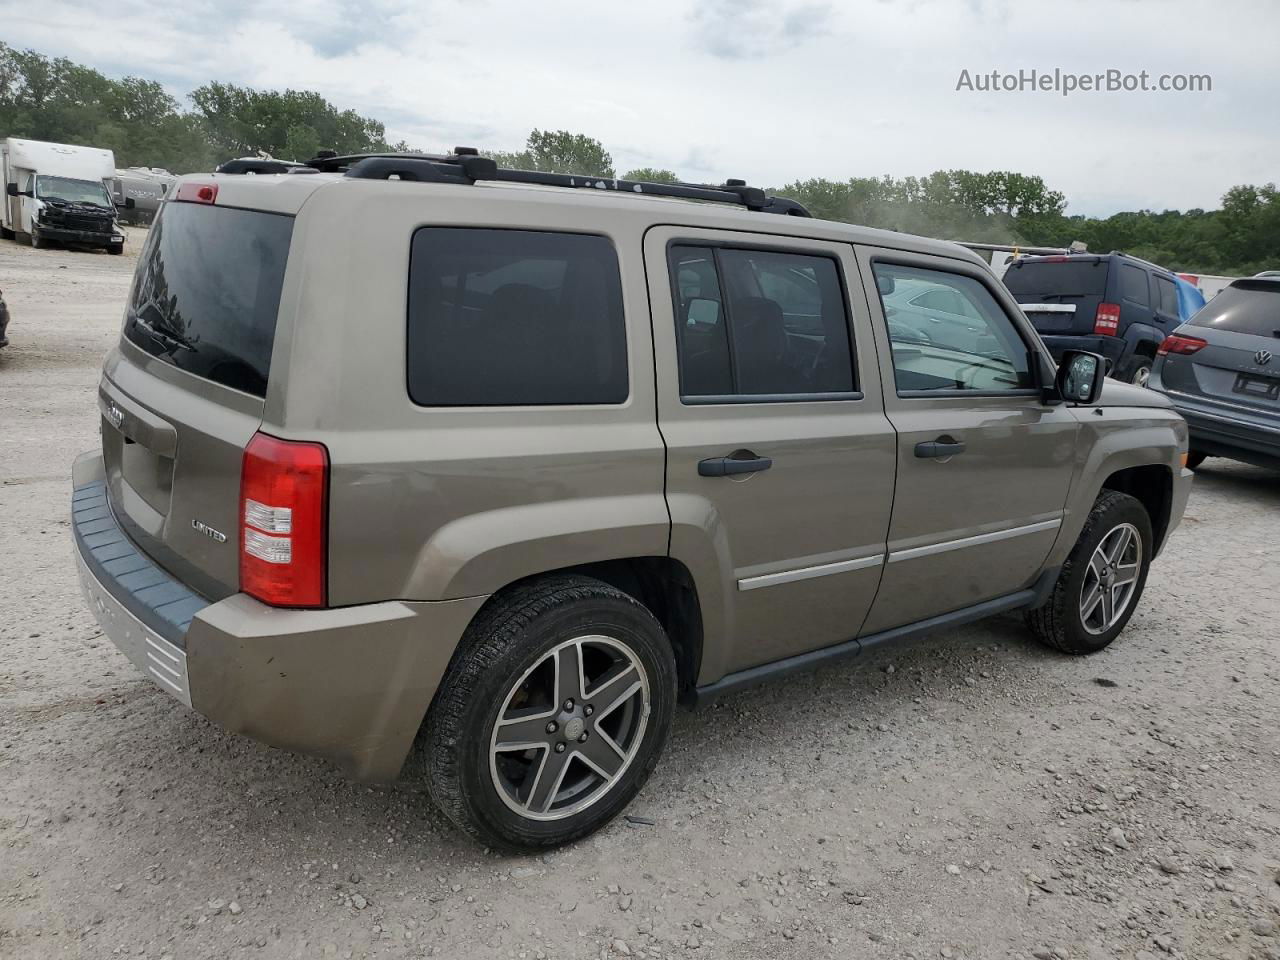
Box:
[72, 152, 1193, 850]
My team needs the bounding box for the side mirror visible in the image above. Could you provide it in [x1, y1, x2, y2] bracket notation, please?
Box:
[6, 183, 22, 197]
[1056, 350, 1105, 404]
[876, 273, 896, 296]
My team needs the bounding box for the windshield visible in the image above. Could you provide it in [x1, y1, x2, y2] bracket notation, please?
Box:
[35, 176, 113, 207]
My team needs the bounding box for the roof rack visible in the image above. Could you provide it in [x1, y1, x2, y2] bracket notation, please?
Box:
[303, 147, 812, 217]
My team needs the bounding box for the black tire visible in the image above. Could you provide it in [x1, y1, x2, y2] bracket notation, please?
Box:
[422, 575, 676, 851]
[30, 232, 44, 249]
[1185, 450, 1207, 469]
[107, 244, 124, 256]
[1025, 491, 1152, 654]
[0, 226, 12, 240]
[1129, 361, 1152, 387]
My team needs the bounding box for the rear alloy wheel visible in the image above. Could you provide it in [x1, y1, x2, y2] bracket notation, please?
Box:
[1025, 491, 1152, 654]
[1130, 363, 1152, 387]
[423, 575, 676, 851]
[489, 635, 650, 821]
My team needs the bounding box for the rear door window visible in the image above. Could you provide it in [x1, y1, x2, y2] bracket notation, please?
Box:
[1190, 282, 1280, 338]
[407, 229, 628, 406]
[124, 202, 294, 398]
[1120, 264, 1150, 306]
[669, 245, 856, 398]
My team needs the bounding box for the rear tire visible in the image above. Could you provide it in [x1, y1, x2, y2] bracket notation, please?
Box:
[1185, 451, 1207, 469]
[107, 243, 123, 256]
[423, 575, 676, 851]
[1129, 361, 1152, 387]
[1025, 491, 1152, 654]
[30, 232, 44, 249]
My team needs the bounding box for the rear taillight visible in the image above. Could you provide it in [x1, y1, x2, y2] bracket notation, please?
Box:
[1093, 303, 1121, 336]
[239, 432, 328, 607]
[1157, 333, 1208, 356]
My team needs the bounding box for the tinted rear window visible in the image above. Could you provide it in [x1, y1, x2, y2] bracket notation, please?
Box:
[1190, 282, 1280, 338]
[407, 228, 628, 406]
[124, 202, 293, 397]
[1003, 260, 1108, 298]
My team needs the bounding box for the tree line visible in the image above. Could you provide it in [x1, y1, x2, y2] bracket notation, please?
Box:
[1, 42, 1274, 275]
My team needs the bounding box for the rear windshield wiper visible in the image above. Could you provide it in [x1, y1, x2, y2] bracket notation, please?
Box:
[132, 311, 198, 352]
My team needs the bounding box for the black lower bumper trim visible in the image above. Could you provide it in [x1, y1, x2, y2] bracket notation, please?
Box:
[72, 481, 209, 649]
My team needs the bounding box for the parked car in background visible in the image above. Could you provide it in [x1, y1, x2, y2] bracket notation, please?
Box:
[1149, 276, 1280, 470]
[1004, 253, 1188, 386]
[72, 153, 1191, 850]
[0, 287, 9, 349]
[2, 138, 131, 253]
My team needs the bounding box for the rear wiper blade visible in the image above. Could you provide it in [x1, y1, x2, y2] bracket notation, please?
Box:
[133, 312, 197, 351]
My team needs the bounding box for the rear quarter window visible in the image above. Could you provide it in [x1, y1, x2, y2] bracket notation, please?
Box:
[1119, 264, 1150, 306]
[123, 202, 293, 398]
[406, 229, 628, 406]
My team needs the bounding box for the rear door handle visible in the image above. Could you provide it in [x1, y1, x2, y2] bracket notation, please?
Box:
[915, 438, 966, 459]
[698, 454, 773, 477]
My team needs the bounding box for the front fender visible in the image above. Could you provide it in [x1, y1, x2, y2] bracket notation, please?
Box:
[404, 494, 671, 600]
[1047, 411, 1186, 568]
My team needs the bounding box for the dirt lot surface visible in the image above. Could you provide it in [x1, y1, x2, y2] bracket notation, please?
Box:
[1, 232, 1279, 960]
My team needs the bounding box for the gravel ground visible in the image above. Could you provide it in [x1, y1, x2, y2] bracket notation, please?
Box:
[1, 232, 1279, 960]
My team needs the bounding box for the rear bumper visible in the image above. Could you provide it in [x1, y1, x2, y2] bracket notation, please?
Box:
[72, 451, 487, 781]
[1158, 391, 1280, 468]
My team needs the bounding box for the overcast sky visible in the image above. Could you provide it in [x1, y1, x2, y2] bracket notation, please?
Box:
[6, 0, 1278, 216]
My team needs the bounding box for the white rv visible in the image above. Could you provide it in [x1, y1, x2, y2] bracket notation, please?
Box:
[1, 138, 129, 253]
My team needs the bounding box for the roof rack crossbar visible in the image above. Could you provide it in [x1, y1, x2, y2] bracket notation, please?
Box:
[308, 150, 811, 216]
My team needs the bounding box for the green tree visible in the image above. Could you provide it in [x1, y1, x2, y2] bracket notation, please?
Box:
[486, 129, 614, 177]
[623, 167, 680, 183]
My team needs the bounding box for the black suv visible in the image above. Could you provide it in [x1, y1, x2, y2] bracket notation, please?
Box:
[1003, 253, 1184, 386]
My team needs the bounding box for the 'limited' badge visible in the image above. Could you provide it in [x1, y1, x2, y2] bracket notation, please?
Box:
[192, 519, 228, 543]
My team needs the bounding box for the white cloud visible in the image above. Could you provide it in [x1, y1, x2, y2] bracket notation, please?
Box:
[4, 0, 1278, 213]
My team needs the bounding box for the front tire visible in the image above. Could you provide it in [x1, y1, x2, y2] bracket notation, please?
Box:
[107, 243, 124, 256]
[1025, 491, 1152, 654]
[1185, 450, 1207, 469]
[423, 575, 676, 851]
[30, 232, 44, 249]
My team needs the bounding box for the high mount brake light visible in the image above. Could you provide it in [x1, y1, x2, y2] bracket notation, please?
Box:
[1157, 334, 1208, 356]
[239, 432, 328, 607]
[175, 183, 218, 204]
[1093, 303, 1121, 336]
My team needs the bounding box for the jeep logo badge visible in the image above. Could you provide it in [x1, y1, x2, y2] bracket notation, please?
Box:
[192, 519, 228, 543]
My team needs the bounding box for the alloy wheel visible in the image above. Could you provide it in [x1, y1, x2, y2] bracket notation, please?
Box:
[488, 635, 650, 821]
[1079, 522, 1142, 635]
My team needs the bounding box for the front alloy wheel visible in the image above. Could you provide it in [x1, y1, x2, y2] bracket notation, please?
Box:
[1079, 522, 1142, 635]
[1025, 490, 1152, 654]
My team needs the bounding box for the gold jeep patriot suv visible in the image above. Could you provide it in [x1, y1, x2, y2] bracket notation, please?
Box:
[72, 152, 1193, 850]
